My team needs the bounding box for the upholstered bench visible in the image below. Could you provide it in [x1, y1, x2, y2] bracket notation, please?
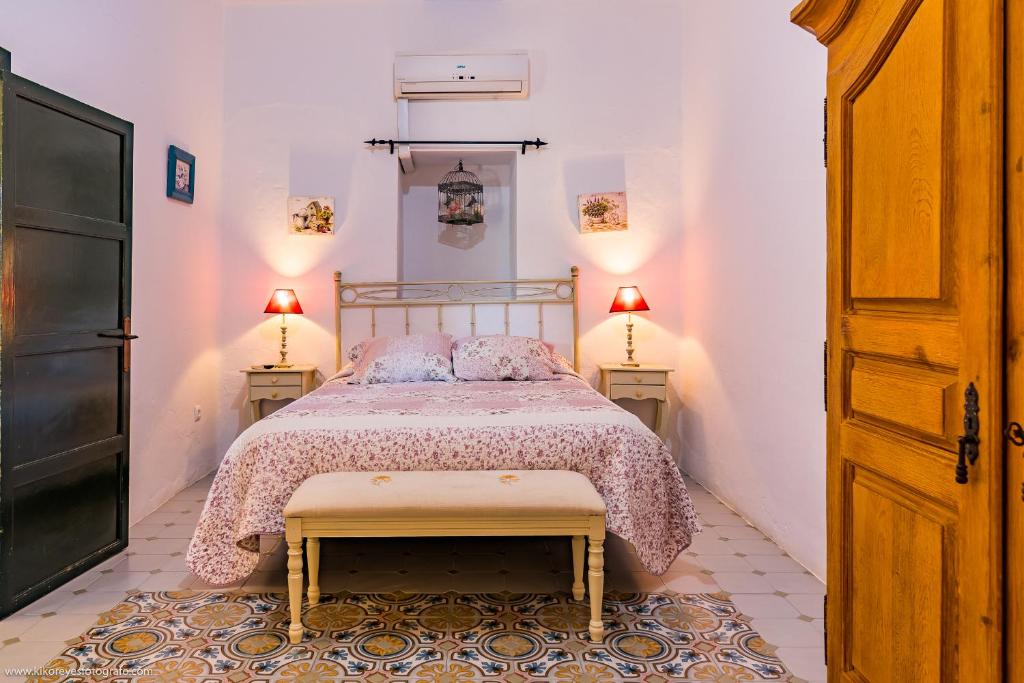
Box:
[283, 469, 607, 643]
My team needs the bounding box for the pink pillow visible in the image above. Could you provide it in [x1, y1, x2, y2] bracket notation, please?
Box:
[452, 335, 558, 381]
[349, 333, 457, 384]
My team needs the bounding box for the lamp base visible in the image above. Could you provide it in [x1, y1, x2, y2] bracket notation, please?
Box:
[274, 362, 294, 369]
[620, 361, 641, 367]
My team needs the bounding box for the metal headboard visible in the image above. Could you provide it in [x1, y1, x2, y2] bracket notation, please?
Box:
[334, 266, 580, 373]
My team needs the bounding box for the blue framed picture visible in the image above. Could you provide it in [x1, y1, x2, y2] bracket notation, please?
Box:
[166, 145, 195, 203]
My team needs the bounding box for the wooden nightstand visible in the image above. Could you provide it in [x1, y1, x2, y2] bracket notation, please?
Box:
[598, 363, 674, 434]
[242, 364, 317, 424]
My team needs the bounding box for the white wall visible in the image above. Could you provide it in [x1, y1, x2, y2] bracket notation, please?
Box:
[400, 152, 516, 282]
[215, 0, 689, 454]
[0, 0, 226, 522]
[217, 0, 828, 577]
[677, 0, 828, 578]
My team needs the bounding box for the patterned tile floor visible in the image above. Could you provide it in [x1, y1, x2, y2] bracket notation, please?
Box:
[0, 473, 825, 682]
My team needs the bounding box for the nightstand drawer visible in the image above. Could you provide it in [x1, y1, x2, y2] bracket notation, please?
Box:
[608, 371, 666, 386]
[251, 373, 303, 387]
[610, 385, 667, 402]
[250, 385, 303, 402]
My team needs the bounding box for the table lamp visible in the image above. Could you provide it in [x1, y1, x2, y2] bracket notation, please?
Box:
[264, 288, 303, 367]
[609, 286, 650, 367]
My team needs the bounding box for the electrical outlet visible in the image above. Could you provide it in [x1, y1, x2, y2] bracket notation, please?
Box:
[193, 405, 202, 422]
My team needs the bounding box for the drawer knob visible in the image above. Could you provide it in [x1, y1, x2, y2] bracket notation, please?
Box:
[634, 375, 643, 383]
[635, 390, 643, 399]
[271, 377, 279, 384]
[271, 391, 279, 399]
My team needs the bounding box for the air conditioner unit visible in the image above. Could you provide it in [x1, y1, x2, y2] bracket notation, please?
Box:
[394, 51, 529, 100]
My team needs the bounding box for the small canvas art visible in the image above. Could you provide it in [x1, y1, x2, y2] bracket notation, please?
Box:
[288, 196, 336, 235]
[175, 159, 190, 192]
[578, 191, 628, 233]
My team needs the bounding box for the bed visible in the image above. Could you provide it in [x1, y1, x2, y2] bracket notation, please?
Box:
[186, 268, 701, 584]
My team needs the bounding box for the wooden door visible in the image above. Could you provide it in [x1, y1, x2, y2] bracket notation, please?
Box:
[792, 0, 1003, 680]
[0, 72, 134, 616]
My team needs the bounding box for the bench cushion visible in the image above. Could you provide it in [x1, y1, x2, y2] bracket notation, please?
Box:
[284, 470, 606, 519]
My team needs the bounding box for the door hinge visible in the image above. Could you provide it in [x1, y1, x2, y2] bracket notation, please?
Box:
[823, 594, 827, 665]
[823, 340, 828, 412]
[823, 97, 828, 168]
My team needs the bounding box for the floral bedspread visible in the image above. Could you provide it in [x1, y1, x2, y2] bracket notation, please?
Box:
[186, 376, 701, 584]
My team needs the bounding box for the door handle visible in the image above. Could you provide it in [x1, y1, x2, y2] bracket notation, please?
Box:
[955, 382, 980, 484]
[97, 317, 137, 372]
[96, 333, 140, 340]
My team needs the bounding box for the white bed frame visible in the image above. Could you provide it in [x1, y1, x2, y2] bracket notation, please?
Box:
[333, 266, 581, 373]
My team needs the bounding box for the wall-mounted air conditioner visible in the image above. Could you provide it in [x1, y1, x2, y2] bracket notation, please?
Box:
[394, 51, 529, 100]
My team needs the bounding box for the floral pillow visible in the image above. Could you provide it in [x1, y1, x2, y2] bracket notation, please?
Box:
[348, 333, 457, 384]
[452, 335, 559, 381]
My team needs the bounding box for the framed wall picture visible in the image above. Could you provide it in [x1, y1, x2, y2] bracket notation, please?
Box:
[578, 191, 628, 233]
[166, 145, 195, 203]
[288, 196, 336, 235]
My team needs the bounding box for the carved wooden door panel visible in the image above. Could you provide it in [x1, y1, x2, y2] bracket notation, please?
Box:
[792, 0, 1003, 680]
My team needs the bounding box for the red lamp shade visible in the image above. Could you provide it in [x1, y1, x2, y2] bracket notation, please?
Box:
[264, 289, 303, 315]
[608, 286, 650, 313]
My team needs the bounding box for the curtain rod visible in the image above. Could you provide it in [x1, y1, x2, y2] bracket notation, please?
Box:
[364, 138, 548, 155]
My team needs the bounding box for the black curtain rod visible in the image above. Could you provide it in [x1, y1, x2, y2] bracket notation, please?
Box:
[364, 138, 548, 155]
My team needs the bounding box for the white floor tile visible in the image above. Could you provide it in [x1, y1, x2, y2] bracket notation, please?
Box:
[126, 538, 189, 555]
[19, 612, 99, 642]
[0, 613, 39, 641]
[714, 525, 767, 540]
[11, 590, 76, 617]
[0, 640, 71, 675]
[764, 572, 825, 595]
[786, 593, 826, 618]
[661, 571, 720, 594]
[726, 539, 785, 556]
[744, 554, 808, 573]
[730, 593, 800, 619]
[687, 536, 736, 556]
[110, 555, 169, 572]
[666, 555, 705, 576]
[695, 555, 754, 573]
[700, 512, 746, 526]
[775, 647, 827, 680]
[87, 572, 152, 591]
[160, 555, 190, 572]
[153, 525, 195, 539]
[750, 618, 825, 648]
[136, 572, 192, 591]
[57, 591, 133, 616]
[128, 524, 164, 540]
[712, 572, 776, 594]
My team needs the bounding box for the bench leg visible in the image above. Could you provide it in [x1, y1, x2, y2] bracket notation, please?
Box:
[285, 519, 304, 644]
[571, 536, 585, 601]
[587, 535, 605, 642]
[307, 537, 321, 605]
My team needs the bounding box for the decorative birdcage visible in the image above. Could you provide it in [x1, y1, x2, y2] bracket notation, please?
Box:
[437, 160, 484, 225]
